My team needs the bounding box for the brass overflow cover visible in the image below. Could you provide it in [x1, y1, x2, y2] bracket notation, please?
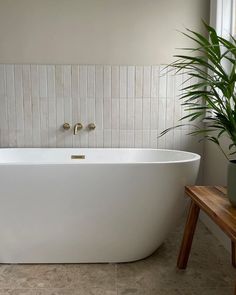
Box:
[71, 155, 86, 160]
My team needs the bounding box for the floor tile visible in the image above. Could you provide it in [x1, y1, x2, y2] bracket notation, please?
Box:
[191, 288, 235, 295]
[0, 288, 117, 295]
[117, 288, 185, 294]
[117, 221, 236, 290]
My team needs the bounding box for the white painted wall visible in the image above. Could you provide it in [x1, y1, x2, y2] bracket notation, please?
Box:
[0, 0, 209, 64]
[202, 138, 231, 251]
[0, 0, 209, 151]
[203, 139, 228, 186]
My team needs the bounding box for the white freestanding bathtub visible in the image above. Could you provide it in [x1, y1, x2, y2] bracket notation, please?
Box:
[0, 148, 200, 263]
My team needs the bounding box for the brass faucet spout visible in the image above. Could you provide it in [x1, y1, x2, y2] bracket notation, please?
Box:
[74, 123, 83, 135]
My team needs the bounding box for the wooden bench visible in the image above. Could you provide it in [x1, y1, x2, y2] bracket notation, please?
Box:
[177, 186, 236, 294]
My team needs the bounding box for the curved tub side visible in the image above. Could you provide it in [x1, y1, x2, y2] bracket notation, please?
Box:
[0, 159, 200, 263]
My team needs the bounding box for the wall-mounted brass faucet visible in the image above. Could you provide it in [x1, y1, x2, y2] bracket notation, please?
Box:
[74, 123, 83, 135]
[63, 122, 94, 134]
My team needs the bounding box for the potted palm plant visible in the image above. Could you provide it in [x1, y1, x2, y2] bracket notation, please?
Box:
[161, 23, 236, 206]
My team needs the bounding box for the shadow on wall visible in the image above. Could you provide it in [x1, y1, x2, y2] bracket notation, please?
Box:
[202, 136, 231, 252]
[203, 136, 230, 186]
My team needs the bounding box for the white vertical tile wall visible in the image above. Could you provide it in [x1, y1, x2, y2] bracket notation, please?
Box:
[0, 64, 203, 154]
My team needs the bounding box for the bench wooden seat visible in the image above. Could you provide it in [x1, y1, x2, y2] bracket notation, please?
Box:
[177, 186, 236, 294]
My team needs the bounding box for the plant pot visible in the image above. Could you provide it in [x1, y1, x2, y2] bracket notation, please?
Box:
[227, 160, 236, 207]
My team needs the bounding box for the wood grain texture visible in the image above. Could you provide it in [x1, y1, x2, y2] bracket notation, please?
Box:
[185, 186, 236, 242]
[177, 200, 200, 269]
[179, 186, 236, 295]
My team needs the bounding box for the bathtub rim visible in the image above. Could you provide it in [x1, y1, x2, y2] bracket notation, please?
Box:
[0, 148, 201, 165]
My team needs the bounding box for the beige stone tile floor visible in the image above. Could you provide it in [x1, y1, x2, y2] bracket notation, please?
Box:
[0, 219, 235, 295]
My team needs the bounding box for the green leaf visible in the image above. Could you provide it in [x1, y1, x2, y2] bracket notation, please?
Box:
[160, 22, 236, 160]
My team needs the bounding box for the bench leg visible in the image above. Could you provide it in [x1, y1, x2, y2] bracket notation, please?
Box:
[231, 241, 236, 268]
[177, 200, 200, 269]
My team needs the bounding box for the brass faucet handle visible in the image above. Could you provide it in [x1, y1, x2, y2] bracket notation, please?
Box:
[88, 123, 96, 130]
[63, 123, 71, 130]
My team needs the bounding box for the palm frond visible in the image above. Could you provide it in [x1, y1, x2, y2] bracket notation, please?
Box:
[160, 22, 236, 160]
